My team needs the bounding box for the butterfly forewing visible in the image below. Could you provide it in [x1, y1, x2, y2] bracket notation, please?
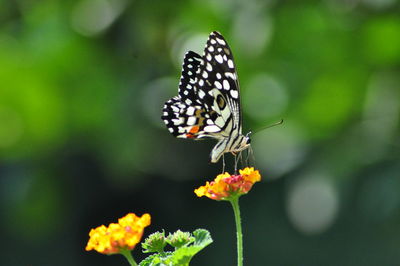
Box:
[177, 51, 202, 102]
[195, 32, 242, 136]
[198, 32, 240, 102]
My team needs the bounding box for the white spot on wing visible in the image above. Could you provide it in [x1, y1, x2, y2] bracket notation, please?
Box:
[215, 54, 223, 63]
[215, 81, 222, 89]
[230, 90, 239, 99]
[198, 89, 206, 99]
[216, 37, 226, 45]
[187, 106, 195, 115]
[223, 80, 230, 90]
[173, 117, 184, 125]
[187, 116, 197, 126]
[204, 125, 220, 133]
[227, 59, 234, 69]
[225, 72, 236, 80]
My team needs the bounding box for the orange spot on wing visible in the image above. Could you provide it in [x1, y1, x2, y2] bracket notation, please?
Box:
[190, 126, 200, 133]
[186, 126, 200, 138]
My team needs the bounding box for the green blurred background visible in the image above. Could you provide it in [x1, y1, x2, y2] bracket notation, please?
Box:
[1, 0, 400, 265]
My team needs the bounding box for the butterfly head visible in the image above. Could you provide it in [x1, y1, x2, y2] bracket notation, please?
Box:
[239, 131, 251, 150]
[245, 131, 252, 144]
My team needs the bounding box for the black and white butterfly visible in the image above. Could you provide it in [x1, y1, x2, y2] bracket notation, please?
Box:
[162, 31, 251, 163]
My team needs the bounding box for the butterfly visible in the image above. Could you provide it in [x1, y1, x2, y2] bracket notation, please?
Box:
[162, 31, 251, 164]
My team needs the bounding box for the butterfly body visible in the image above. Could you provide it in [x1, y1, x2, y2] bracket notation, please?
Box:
[162, 31, 250, 163]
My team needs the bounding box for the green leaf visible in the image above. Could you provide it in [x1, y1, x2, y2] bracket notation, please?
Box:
[169, 229, 213, 265]
[192, 229, 213, 247]
[139, 229, 213, 266]
[170, 246, 199, 265]
[139, 252, 173, 266]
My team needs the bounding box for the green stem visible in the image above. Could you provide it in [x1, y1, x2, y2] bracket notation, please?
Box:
[120, 249, 138, 266]
[230, 196, 243, 266]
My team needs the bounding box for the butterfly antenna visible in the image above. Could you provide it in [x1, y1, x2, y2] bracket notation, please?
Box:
[252, 119, 284, 135]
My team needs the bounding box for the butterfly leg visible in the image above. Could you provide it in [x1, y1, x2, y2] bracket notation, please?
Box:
[248, 146, 256, 167]
[221, 154, 226, 173]
[234, 154, 237, 174]
[239, 151, 244, 168]
[244, 148, 250, 164]
[233, 152, 239, 174]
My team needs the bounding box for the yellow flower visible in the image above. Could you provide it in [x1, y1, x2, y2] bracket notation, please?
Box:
[194, 167, 261, 201]
[85, 213, 151, 255]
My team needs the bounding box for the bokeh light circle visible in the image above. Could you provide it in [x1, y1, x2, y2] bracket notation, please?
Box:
[286, 176, 339, 235]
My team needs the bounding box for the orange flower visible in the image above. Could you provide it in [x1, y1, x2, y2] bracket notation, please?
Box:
[194, 167, 261, 201]
[86, 213, 151, 255]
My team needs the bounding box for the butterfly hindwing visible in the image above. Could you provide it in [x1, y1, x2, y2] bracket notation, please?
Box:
[162, 97, 219, 139]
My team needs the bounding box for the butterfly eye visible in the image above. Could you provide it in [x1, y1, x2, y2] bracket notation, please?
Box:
[246, 138, 251, 144]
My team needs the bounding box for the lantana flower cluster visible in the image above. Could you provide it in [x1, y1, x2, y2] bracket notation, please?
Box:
[194, 167, 261, 201]
[86, 213, 151, 255]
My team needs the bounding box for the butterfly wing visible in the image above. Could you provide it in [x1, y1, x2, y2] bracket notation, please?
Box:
[162, 32, 247, 163]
